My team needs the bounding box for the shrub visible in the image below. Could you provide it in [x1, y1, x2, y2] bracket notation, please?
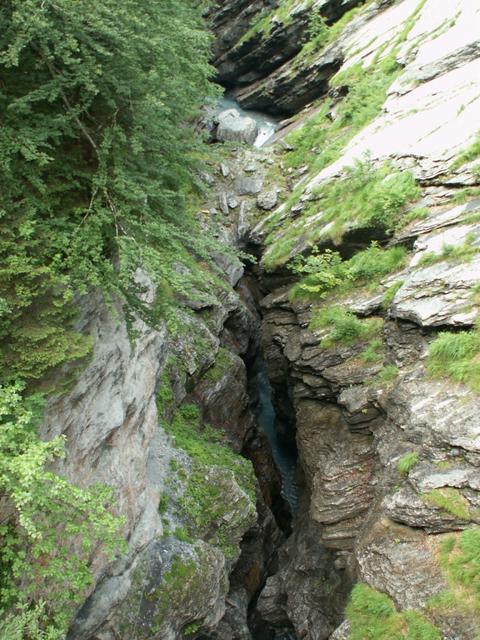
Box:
[0, 385, 126, 636]
[290, 242, 407, 302]
[289, 249, 348, 300]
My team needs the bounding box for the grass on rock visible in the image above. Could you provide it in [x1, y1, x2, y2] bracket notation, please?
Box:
[289, 241, 407, 302]
[422, 488, 471, 521]
[310, 306, 383, 347]
[397, 452, 419, 476]
[427, 325, 480, 392]
[346, 583, 441, 640]
[264, 160, 419, 270]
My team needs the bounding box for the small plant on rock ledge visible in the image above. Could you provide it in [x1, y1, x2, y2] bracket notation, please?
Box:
[290, 242, 407, 302]
[427, 324, 480, 392]
[310, 306, 383, 347]
[397, 451, 419, 476]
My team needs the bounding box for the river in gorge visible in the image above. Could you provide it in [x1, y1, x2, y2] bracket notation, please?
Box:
[250, 357, 298, 517]
[215, 95, 280, 148]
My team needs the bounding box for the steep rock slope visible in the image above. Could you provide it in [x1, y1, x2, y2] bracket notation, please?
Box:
[34, 1, 480, 638]
[224, 0, 480, 638]
[39, 146, 286, 640]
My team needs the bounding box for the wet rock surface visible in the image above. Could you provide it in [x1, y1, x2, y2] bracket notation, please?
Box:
[216, 108, 259, 145]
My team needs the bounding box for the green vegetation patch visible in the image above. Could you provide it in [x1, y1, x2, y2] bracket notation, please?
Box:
[427, 326, 480, 392]
[436, 528, 480, 618]
[237, 0, 310, 45]
[0, 0, 230, 386]
[283, 55, 402, 175]
[161, 403, 256, 556]
[307, 161, 419, 241]
[289, 242, 407, 302]
[397, 451, 419, 476]
[360, 338, 384, 363]
[145, 554, 199, 630]
[419, 234, 480, 267]
[370, 364, 399, 386]
[450, 134, 480, 171]
[203, 347, 235, 383]
[264, 161, 419, 270]
[0, 385, 126, 637]
[422, 488, 471, 521]
[263, 1, 430, 271]
[297, 2, 369, 65]
[162, 404, 255, 500]
[310, 306, 383, 347]
[382, 280, 404, 309]
[346, 583, 441, 640]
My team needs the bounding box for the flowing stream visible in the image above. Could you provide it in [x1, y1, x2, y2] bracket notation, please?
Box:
[216, 95, 280, 148]
[251, 357, 298, 515]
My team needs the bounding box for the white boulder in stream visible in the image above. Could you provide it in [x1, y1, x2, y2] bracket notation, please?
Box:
[215, 108, 258, 145]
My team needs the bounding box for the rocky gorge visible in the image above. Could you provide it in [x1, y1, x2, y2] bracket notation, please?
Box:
[37, 0, 480, 639]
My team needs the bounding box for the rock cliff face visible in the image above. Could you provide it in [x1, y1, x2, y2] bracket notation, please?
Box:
[48, 145, 286, 639]
[47, 1, 480, 638]
[209, 0, 480, 638]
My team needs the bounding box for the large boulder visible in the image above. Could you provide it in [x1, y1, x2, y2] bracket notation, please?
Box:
[216, 108, 258, 145]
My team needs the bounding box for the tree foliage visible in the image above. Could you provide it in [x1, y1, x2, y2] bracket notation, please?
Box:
[0, 384, 126, 636]
[0, 0, 219, 384]
[0, 0, 220, 635]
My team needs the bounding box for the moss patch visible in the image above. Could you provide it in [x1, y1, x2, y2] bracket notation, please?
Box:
[203, 347, 234, 383]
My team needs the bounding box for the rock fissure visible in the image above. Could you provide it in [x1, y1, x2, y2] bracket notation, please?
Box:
[38, 1, 480, 638]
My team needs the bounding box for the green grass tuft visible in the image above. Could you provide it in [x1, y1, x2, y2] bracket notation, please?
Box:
[310, 306, 383, 346]
[431, 527, 480, 623]
[423, 488, 471, 521]
[427, 327, 480, 392]
[382, 280, 404, 309]
[346, 583, 441, 640]
[451, 134, 480, 171]
[419, 235, 479, 267]
[397, 452, 419, 476]
[360, 339, 384, 363]
[372, 364, 399, 385]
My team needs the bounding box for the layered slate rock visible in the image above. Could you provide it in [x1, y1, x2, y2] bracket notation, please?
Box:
[208, 0, 366, 113]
